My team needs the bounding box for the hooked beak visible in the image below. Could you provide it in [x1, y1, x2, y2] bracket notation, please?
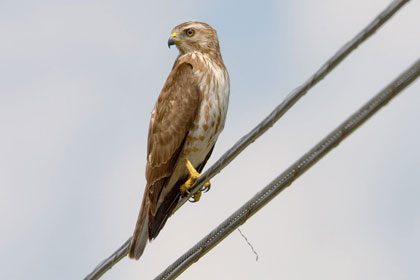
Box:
[168, 32, 177, 48]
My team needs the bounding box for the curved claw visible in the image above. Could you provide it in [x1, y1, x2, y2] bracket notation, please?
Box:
[201, 181, 211, 193]
[180, 184, 191, 197]
[188, 191, 202, 203]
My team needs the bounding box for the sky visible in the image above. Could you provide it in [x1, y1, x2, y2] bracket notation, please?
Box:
[1, 0, 419, 279]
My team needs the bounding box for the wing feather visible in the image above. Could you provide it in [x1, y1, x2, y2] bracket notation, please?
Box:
[146, 62, 201, 212]
[129, 61, 201, 259]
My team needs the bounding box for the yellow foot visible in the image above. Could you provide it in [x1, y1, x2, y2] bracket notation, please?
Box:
[180, 159, 211, 203]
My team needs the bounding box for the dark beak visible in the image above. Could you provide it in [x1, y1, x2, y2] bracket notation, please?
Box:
[168, 38, 176, 48]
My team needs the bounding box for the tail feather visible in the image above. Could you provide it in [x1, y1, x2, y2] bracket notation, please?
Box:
[129, 204, 149, 260]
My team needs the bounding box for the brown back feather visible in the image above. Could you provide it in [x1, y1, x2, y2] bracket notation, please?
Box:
[129, 61, 202, 259]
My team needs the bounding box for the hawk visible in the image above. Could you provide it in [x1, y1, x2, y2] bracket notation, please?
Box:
[129, 21, 230, 260]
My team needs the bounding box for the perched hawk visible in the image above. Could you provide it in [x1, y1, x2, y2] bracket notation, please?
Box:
[129, 21, 230, 260]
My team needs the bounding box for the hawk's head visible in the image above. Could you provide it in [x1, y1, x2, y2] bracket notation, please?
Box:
[168, 21, 220, 55]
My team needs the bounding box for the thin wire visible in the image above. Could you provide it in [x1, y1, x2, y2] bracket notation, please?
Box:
[83, 1, 410, 279]
[237, 228, 259, 261]
[155, 58, 420, 280]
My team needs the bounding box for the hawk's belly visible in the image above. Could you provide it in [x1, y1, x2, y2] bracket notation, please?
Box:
[181, 68, 229, 168]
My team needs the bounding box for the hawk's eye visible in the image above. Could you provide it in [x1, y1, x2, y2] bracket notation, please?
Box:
[186, 28, 195, 37]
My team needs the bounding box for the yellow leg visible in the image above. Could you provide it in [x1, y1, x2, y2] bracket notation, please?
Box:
[180, 159, 211, 202]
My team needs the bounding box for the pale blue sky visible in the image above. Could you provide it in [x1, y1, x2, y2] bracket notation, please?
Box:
[1, 0, 419, 279]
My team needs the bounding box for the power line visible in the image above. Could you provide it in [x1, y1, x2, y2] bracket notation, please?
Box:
[155, 57, 420, 280]
[83, 1, 410, 279]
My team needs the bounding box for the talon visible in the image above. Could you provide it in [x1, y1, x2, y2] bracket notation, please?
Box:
[180, 159, 211, 202]
[189, 191, 202, 203]
[180, 185, 190, 197]
[180, 178, 193, 195]
[201, 181, 211, 193]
